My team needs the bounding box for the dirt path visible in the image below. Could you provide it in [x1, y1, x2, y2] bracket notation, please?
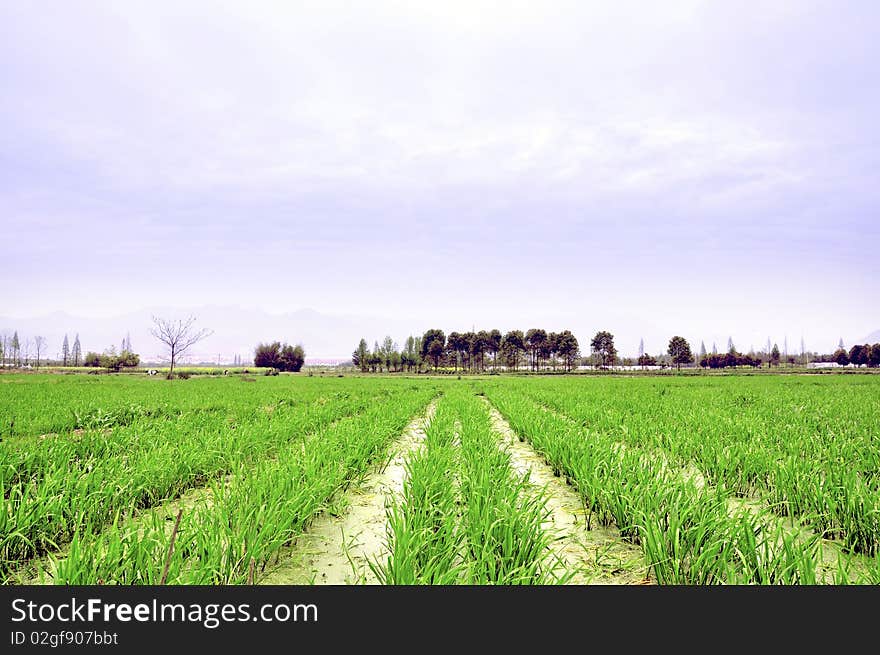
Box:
[259, 401, 437, 585]
[483, 399, 648, 585]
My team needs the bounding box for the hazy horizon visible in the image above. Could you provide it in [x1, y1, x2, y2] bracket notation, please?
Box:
[1, 304, 877, 364]
[3, 1, 877, 360]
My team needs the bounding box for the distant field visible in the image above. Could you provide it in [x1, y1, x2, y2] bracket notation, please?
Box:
[1, 373, 878, 584]
[1, 366, 274, 376]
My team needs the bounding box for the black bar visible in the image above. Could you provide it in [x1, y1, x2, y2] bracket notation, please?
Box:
[2, 585, 877, 651]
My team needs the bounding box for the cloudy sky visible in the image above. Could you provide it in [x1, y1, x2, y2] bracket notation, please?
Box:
[2, 1, 877, 358]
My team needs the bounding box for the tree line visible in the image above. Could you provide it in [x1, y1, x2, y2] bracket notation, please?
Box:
[353, 335, 423, 373]
[0, 329, 146, 370]
[350, 329, 880, 374]
[0, 316, 220, 377]
[352, 329, 581, 373]
[697, 341, 880, 369]
[590, 332, 694, 370]
[0, 331, 52, 368]
[1, 331, 81, 368]
[831, 343, 880, 368]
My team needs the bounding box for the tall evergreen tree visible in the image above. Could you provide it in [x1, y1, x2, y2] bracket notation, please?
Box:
[446, 332, 465, 371]
[413, 336, 423, 372]
[460, 331, 475, 370]
[402, 335, 419, 372]
[352, 338, 369, 371]
[501, 330, 525, 370]
[668, 335, 694, 370]
[474, 330, 491, 371]
[590, 331, 616, 369]
[382, 335, 395, 371]
[12, 331, 20, 366]
[556, 330, 580, 372]
[488, 329, 502, 370]
[525, 329, 547, 371]
[420, 330, 446, 370]
[546, 332, 560, 370]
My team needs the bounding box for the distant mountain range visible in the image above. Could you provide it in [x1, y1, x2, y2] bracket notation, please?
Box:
[860, 329, 880, 344]
[0, 306, 424, 365]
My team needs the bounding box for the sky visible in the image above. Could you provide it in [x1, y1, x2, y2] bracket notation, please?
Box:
[2, 0, 878, 359]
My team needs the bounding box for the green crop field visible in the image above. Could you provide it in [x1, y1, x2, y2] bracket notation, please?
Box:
[1, 372, 878, 585]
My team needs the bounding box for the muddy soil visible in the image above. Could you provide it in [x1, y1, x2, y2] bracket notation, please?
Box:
[259, 401, 437, 584]
[484, 400, 648, 584]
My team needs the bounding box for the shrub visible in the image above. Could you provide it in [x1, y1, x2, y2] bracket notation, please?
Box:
[254, 342, 306, 372]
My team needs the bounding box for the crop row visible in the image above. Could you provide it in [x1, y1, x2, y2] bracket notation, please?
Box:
[504, 377, 880, 555]
[0, 375, 397, 438]
[375, 389, 556, 584]
[1, 384, 421, 581]
[49, 385, 438, 584]
[0, 374, 248, 438]
[484, 387, 842, 584]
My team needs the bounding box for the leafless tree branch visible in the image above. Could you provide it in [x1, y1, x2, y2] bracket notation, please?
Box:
[150, 315, 213, 378]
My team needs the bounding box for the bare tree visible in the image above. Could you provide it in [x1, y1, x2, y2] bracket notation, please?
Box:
[34, 336, 46, 368]
[150, 316, 213, 378]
